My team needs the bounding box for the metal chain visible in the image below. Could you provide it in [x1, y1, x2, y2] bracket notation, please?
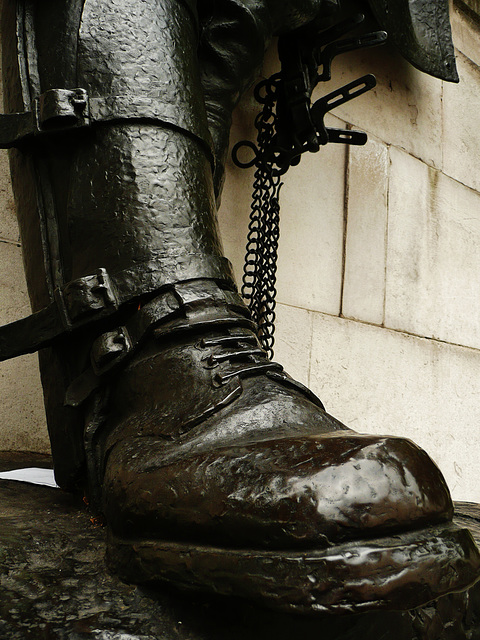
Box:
[240, 77, 283, 360]
[235, 16, 383, 360]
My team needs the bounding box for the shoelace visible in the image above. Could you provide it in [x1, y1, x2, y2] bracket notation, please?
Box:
[200, 331, 283, 386]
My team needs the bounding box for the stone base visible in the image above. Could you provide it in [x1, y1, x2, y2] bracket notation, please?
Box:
[1, 452, 480, 640]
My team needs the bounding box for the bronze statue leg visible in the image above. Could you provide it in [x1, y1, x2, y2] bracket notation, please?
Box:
[0, 0, 479, 614]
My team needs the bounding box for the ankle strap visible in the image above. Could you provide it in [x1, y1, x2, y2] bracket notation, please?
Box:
[0, 257, 234, 363]
[66, 280, 252, 407]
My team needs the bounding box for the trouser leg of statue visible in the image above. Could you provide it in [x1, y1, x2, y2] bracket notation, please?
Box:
[0, 0, 479, 615]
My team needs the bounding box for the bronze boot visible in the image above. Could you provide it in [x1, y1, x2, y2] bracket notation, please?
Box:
[0, 0, 479, 615]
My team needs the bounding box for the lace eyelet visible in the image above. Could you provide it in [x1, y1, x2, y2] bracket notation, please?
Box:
[212, 372, 225, 387]
[201, 353, 220, 369]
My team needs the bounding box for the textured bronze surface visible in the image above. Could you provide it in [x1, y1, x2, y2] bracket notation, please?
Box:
[1, 453, 480, 638]
[0, 0, 475, 616]
[367, 0, 459, 81]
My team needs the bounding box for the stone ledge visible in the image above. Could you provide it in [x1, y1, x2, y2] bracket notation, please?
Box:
[1, 452, 479, 640]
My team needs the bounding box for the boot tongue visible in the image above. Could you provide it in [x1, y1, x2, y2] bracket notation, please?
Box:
[366, 0, 458, 82]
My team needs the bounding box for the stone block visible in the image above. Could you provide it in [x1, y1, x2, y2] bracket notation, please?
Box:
[451, 2, 480, 67]
[0, 151, 18, 244]
[0, 52, 17, 244]
[273, 302, 312, 386]
[0, 353, 49, 453]
[0, 241, 48, 452]
[385, 146, 480, 349]
[310, 311, 480, 503]
[319, 44, 443, 169]
[274, 113, 346, 314]
[222, 96, 347, 315]
[218, 121, 254, 287]
[443, 51, 480, 193]
[342, 135, 388, 325]
[0, 240, 30, 324]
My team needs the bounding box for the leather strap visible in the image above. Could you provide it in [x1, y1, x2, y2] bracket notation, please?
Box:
[65, 280, 252, 407]
[90, 280, 250, 377]
[0, 256, 234, 363]
[0, 88, 214, 164]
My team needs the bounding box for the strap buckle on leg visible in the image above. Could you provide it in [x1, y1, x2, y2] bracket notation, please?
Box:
[35, 88, 89, 133]
[0, 88, 90, 147]
[0, 268, 119, 362]
[56, 269, 118, 330]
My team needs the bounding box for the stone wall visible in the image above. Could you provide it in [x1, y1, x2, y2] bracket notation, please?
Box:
[0, 126, 46, 453]
[219, 0, 480, 502]
[0, 1, 479, 501]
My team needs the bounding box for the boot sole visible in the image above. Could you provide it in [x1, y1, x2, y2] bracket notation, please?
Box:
[107, 523, 480, 614]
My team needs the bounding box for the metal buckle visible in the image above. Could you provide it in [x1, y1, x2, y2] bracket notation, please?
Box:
[56, 268, 119, 329]
[90, 327, 133, 376]
[35, 88, 89, 133]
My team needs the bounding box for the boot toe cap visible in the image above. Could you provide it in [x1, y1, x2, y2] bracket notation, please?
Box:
[103, 431, 453, 549]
